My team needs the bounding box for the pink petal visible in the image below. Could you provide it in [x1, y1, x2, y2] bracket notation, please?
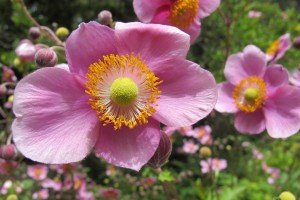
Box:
[66, 22, 118, 77]
[263, 65, 289, 93]
[234, 110, 265, 134]
[263, 85, 300, 138]
[215, 82, 238, 113]
[225, 45, 267, 85]
[276, 33, 291, 61]
[152, 59, 217, 127]
[199, 0, 221, 18]
[12, 67, 100, 163]
[133, 0, 171, 23]
[115, 22, 190, 69]
[95, 119, 161, 171]
[181, 20, 201, 43]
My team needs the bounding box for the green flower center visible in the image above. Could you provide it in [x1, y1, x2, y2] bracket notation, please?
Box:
[110, 77, 138, 106]
[243, 87, 259, 102]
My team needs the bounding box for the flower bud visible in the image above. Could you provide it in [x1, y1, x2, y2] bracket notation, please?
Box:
[35, 48, 57, 67]
[147, 131, 172, 169]
[293, 37, 300, 49]
[6, 194, 18, 200]
[15, 39, 36, 62]
[29, 27, 40, 40]
[0, 85, 7, 97]
[98, 10, 113, 26]
[0, 144, 18, 160]
[199, 146, 212, 157]
[55, 27, 69, 40]
[279, 191, 296, 200]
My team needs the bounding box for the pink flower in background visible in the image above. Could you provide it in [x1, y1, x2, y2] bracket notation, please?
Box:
[32, 189, 49, 199]
[15, 39, 37, 62]
[266, 33, 291, 62]
[200, 158, 227, 174]
[262, 163, 280, 184]
[2, 66, 17, 82]
[215, 45, 300, 138]
[12, 22, 217, 170]
[162, 125, 193, 136]
[252, 149, 263, 160]
[99, 187, 121, 199]
[141, 177, 156, 187]
[106, 165, 117, 176]
[50, 163, 77, 174]
[41, 177, 62, 191]
[27, 165, 48, 180]
[182, 139, 199, 154]
[248, 10, 262, 18]
[133, 0, 220, 43]
[289, 67, 300, 87]
[191, 125, 212, 145]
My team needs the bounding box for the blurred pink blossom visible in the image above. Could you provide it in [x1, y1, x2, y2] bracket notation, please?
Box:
[2, 66, 17, 82]
[200, 158, 227, 174]
[99, 187, 121, 199]
[248, 10, 262, 18]
[27, 165, 48, 180]
[41, 177, 62, 191]
[182, 139, 199, 154]
[15, 39, 37, 62]
[266, 33, 291, 62]
[262, 163, 280, 184]
[289, 67, 300, 87]
[32, 189, 49, 199]
[191, 125, 213, 145]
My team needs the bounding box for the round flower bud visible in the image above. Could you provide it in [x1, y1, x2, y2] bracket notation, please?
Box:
[13, 58, 21, 67]
[147, 131, 172, 169]
[29, 27, 40, 40]
[55, 27, 69, 40]
[0, 85, 7, 97]
[6, 194, 18, 200]
[98, 10, 113, 26]
[293, 37, 300, 49]
[35, 48, 57, 67]
[0, 144, 18, 160]
[279, 191, 296, 200]
[199, 146, 212, 157]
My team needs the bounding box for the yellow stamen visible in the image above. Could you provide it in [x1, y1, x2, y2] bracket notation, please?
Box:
[232, 76, 267, 112]
[266, 40, 279, 55]
[85, 53, 162, 130]
[169, 0, 199, 28]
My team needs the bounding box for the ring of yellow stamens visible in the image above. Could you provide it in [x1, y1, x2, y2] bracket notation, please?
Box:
[232, 76, 267, 112]
[169, 0, 199, 28]
[85, 53, 162, 129]
[266, 40, 279, 56]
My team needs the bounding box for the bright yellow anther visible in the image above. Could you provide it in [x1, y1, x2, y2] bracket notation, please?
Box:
[169, 0, 199, 28]
[266, 40, 279, 55]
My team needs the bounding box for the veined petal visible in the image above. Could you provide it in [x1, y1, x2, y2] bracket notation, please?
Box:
[263, 65, 289, 94]
[152, 59, 217, 127]
[12, 67, 100, 163]
[95, 118, 161, 171]
[234, 110, 265, 134]
[198, 0, 220, 18]
[215, 82, 238, 113]
[66, 22, 118, 77]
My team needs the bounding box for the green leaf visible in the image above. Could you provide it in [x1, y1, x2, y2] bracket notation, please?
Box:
[158, 170, 174, 182]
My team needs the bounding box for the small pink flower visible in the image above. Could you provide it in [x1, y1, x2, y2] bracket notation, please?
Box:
[289, 67, 300, 87]
[12, 22, 217, 171]
[262, 163, 280, 184]
[248, 10, 262, 18]
[41, 177, 62, 191]
[191, 125, 212, 145]
[215, 45, 300, 138]
[266, 33, 291, 62]
[252, 149, 263, 160]
[99, 187, 121, 199]
[200, 158, 227, 174]
[106, 165, 117, 176]
[133, 0, 220, 43]
[32, 189, 49, 199]
[50, 163, 77, 174]
[15, 39, 37, 62]
[2, 66, 17, 82]
[162, 126, 193, 136]
[141, 177, 156, 187]
[27, 165, 48, 180]
[78, 189, 95, 200]
[182, 139, 199, 154]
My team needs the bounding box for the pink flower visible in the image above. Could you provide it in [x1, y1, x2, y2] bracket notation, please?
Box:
[32, 189, 49, 199]
[162, 125, 193, 136]
[252, 149, 263, 160]
[266, 33, 291, 62]
[248, 10, 262, 18]
[41, 177, 62, 191]
[191, 125, 212, 145]
[142, 177, 156, 187]
[2, 66, 17, 82]
[0, 159, 18, 175]
[106, 165, 117, 176]
[262, 163, 280, 184]
[99, 187, 121, 199]
[15, 39, 37, 62]
[133, 0, 220, 43]
[215, 45, 300, 138]
[27, 165, 48, 180]
[289, 67, 300, 87]
[182, 139, 199, 154]
[200, 158, 227, 174]
[12, 22, 217, 171]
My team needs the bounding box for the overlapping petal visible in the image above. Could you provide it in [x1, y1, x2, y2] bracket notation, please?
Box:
[198, 0, 221, 18]
[95, 119, 161, 171]
[234, 110, 265, 134]
[215, 82, 238, 113]
[12, 68, 100, 163]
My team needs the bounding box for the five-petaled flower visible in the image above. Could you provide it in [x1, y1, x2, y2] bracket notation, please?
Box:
[133, 0, 220, 43]
[12, 22, 217, 171]
[215, 45, 300, 138]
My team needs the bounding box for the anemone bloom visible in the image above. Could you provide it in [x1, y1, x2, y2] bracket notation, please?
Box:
[133, 0, 220, 43]
[12, 22, 217, 170]
[200, 158, 227, 174]
[215, 45, 300, 138]
[266, 33, 291, 62]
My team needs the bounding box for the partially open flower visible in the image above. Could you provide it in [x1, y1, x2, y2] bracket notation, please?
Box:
[98, 10, 113, 26]
[266, 33, 291, 62]
[35, 48, 57, 67]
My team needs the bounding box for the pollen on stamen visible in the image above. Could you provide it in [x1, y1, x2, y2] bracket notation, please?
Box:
[85, 53, 163, 130]
[169, 0, 199, 28]
[232, 76, 267, 113]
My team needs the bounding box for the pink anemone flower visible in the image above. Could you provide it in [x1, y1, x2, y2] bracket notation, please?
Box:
[266, 33, 291, 62]
[200, 158, 227, 174]
[27, 164, 48, 180]
[248, 10, 262, 18]
[289, 67, 300, 87]
[215, 45, 300, 138]
[12, 22, 217, 171]
[133, 0, 220, 43]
